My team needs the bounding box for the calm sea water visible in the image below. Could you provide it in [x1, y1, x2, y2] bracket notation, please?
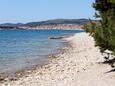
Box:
[0, 29, 84, 73]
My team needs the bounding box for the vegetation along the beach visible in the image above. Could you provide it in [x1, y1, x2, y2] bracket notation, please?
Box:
[84, 0, 115, 68]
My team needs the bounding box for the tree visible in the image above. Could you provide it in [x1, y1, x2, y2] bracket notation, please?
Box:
[93, 0, 115, 55]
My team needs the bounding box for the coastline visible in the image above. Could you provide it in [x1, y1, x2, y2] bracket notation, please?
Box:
[0, 29, 80, 81]
[0, 32, 71, 83]
[1, 32, 115, 86]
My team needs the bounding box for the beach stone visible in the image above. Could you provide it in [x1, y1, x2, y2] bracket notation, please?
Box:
[0, 77, 5, 82]
[8, 77, 18, 81]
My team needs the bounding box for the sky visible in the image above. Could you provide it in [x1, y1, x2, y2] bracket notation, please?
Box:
[0, 0, 95, 23]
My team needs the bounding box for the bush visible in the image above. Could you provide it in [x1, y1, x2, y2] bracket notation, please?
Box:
[83, 21, 96, 35]
[93, 0, 115, 55]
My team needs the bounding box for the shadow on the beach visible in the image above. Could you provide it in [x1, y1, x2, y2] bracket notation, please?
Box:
[98, 57, 115, 73]
[105, 68, 115, 73]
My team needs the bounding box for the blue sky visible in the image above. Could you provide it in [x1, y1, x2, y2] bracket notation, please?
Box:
[0, 0, 95, 23]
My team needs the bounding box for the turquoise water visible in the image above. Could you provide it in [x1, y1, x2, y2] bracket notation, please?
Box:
[0, 29, 84, 73]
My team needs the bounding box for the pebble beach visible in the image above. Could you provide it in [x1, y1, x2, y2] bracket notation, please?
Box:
[1, 32, 115, 86]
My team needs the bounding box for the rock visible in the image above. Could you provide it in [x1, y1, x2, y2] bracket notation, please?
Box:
[49, 36, 64, 39]
[0, 76, 5, 82]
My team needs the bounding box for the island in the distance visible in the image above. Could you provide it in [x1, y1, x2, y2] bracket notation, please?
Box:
[0, 19, 96, 30]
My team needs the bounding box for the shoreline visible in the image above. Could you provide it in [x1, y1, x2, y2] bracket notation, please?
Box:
[1, 32, 115, 86]
[0, 35, 70, 83]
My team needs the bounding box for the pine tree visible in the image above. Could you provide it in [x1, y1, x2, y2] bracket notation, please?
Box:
[93, 0, 115, 54]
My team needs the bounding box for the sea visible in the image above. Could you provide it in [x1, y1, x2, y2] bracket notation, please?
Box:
[0, 29, 84, 74]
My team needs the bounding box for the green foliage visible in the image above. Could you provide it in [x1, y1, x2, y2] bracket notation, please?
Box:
[83, 20, 96, 35]
[93, 0, 115, 54]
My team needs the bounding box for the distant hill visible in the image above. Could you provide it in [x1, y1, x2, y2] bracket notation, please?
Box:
[0, 19, 97, 29]
[23, 19, 90, 26]
[0, 23, 23, 26]
[0, 19, 91, 26]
